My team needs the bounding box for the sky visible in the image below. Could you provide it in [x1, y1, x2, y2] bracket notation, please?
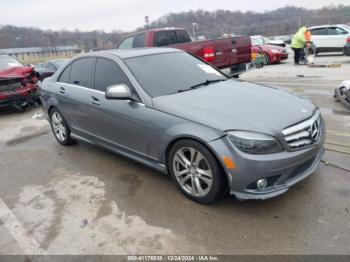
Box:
[1, 0, 349, 32]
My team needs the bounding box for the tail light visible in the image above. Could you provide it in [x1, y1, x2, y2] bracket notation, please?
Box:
[203, 46, 215, 62]
[347, 37, 350, 43]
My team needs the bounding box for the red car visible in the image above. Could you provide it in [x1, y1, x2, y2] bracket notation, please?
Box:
[251, 36, 288, 64]
[0, 53, 40, 110]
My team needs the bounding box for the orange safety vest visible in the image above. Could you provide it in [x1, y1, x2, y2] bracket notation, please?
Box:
[305, 31, 312, 42]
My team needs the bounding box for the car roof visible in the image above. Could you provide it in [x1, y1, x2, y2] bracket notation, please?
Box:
[84, 47, 183, 59]
[309, 24, 349, 29]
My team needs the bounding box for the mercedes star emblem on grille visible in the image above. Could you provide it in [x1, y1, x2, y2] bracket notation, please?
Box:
[309, 120, 320, 142]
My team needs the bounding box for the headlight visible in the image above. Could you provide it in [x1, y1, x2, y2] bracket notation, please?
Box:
[227, 131, 283, 154]
[271, 49, 280, 54]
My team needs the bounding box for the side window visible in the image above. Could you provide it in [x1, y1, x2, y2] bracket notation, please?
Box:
[69, 57, 95, 88]
[168, 31, 177, 44]
[328, 27, 347, 35]
[176, 31, 191, 44]
[58, 64, 71, 83]
[94, 58, 131, 92]
[133, 33, 146, 48]
[155, 31, 170, 46]
[119, 36, 134, 49]
[310, 28, 328, 35]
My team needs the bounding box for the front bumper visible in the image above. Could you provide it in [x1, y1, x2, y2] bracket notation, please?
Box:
[209, 118, 325, 200]
[0, 93, 28, 107]
[272, 53, 288, 62]
[232, 145, 324, 200]
[0, 84, 39, 108]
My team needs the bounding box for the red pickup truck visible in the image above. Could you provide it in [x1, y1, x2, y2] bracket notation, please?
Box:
[117, 28, 252, 76]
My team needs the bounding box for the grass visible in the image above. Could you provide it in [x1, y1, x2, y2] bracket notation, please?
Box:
[19, 54, 74, 65]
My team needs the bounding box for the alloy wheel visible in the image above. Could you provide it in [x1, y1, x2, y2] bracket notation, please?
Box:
[173, 147, 213, 197]
[51, 111, 67, 142]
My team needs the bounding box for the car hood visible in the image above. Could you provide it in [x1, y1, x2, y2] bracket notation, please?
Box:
[152, 80, 316, 136]
[0, 66, 35, 79]
[267, 40, 284, 45]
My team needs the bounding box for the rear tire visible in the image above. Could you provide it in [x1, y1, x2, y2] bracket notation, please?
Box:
[49, 108, 75, 146]
[168, 139, 226, 204]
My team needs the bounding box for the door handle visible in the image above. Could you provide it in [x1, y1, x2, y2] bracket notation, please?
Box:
[90, 96, 101, 106]
[59, 86, 66, 94]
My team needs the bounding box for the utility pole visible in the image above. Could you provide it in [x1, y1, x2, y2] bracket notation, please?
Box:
[145, 15, 150, 29]
[192, 22, 198, 40]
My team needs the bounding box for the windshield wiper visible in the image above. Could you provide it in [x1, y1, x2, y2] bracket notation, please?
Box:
[189, 79, 227, 90]
[167, 79, 227, 95]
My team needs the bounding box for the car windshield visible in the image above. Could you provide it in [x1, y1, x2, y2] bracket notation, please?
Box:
[125, 52, 227, 97]
[251, 36, 264, 46]
[53, 60, 68, 68]
[0, 55, 23, 70]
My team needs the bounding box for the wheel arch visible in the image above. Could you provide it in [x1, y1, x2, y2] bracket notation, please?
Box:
[263, 52, 271, 64]
[48, 105, 57, 116]
[164, 136, 229, 190]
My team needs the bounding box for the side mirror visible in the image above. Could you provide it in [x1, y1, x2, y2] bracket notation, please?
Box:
[105, 84, 132, 100]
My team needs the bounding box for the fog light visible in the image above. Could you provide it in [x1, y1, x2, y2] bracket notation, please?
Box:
[256, 178, 268, 189]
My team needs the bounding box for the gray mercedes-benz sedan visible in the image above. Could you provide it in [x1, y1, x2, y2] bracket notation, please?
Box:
[40, 48, 325, 203]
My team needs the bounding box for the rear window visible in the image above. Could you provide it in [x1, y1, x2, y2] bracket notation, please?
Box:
[176, 31, 191, 43]
[328, 27, 348, 35]
[155, 31, 191, 46]
[133, 33, 146, 48]
[155, 32, 170, 47]
[119, 36, 134, 49]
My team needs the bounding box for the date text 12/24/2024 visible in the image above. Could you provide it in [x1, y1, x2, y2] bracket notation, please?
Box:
[127, 255, 220, 261]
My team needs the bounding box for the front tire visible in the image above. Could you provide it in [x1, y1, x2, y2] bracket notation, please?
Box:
[168, 139, 225, 204]
[50, 108, 75, 146]
[264, 53, 271, 65]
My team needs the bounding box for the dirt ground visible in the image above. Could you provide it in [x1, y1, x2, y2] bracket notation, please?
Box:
[0, 52, 349, 256]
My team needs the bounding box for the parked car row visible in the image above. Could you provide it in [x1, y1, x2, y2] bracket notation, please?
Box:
[35, 59, 69, 81]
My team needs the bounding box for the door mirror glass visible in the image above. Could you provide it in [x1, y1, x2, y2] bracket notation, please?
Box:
[105, 84, 132, 100]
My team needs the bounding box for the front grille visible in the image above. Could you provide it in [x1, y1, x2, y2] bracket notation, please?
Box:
[282, 110, 321, 150]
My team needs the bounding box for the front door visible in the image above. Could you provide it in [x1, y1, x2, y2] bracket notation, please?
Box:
[88, 57, 148, 156]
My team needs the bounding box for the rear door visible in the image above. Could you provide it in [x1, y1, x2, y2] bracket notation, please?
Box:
[56, 57, 96, 136]
[327, 27, 349, 48]
[88, 57, 148, 155]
